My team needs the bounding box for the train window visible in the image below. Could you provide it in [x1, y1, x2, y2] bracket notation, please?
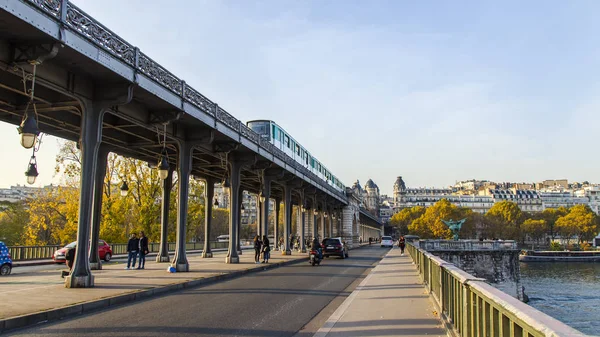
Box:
[248, 121, 269, 135]
[285, 135, 290, 148]
[296, 144, 300, 155]
[272, 124, 276, 139]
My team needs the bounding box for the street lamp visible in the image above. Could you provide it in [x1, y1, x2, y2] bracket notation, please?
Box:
[24, 155, 39, 185]
[120, 180, 129, 197]
[18, 111, 39, 149]
[259, 194, 266, 203]
[157, 151, 169, 180]
[214, 198, 219, 207]
[313, 209, 319, 215]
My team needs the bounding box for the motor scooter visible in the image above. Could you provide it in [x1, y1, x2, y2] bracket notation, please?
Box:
[309, 249, 322, 266]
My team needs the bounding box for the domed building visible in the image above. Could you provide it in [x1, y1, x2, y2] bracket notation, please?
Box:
[393, 176, 407, 205]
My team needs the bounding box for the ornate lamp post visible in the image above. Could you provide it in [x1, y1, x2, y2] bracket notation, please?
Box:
[120, 180, 129, 197]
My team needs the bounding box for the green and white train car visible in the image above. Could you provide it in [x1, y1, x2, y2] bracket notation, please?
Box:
[246, 120, 346, 193]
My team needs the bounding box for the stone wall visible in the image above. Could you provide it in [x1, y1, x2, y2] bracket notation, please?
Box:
[427, 248, 522, 299]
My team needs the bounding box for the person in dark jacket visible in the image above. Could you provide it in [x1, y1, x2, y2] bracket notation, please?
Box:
[137, 231, 149, 269]
[398, 236, 406, 255]
[262, 235, 270, 263]
[61, 246, 76, 278]
[125, 233, 139, 270]
[311, 236, 322, 259]
[253, 235, 262, 264]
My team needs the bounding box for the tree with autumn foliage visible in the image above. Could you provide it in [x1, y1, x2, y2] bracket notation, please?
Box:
[485, 201, 523, 241]
[408, 199, 469, 239]
[390, 206, 425, 236]
[555, 204, 599, 244]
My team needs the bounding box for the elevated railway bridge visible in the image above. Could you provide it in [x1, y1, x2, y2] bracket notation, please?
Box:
[0, 0, 382, 288]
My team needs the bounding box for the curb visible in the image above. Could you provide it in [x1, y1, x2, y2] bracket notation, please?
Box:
[0, 255, 307, 334]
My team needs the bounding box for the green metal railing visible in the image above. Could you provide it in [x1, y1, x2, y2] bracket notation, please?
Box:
[407, 243, 586, 337]
[9, 242, 230, 261]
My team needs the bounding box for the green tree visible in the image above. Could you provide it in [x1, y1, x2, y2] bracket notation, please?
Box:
[0, 201, 29, 245]
[521, 219, 547, 247]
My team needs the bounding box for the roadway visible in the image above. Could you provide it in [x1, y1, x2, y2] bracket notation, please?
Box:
[10, 246, 389, 337]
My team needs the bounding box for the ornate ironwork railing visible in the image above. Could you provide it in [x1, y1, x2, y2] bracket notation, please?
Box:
[24, 0, 346, 200]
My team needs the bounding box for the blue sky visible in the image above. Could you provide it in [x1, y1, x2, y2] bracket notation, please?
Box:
[2, 0, 600, 195]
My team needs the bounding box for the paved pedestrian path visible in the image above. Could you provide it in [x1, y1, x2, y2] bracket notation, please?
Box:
[314, 246, 448, 337]
[0, 247, 306, 332]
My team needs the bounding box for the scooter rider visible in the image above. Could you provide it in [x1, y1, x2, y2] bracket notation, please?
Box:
[311, 236, 322, 260]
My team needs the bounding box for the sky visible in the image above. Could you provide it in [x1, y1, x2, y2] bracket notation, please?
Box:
[3, 0, 600, 195]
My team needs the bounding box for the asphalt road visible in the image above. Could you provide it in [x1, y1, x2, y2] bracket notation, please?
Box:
[10, 246, 389, 337]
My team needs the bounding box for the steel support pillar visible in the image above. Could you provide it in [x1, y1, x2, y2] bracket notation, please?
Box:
[320, 201, 326, 240]
[282, 184, 292, 255]
[312, 196, 318, 240]
[65, 101, 106, 288]
[237, 188, 243, 255]
[156, 169, 174, 262]
[226, 158, 243, 264]
[89, 145, 109, 270]
[202, 177, 216, 258]
[274, 198, 281, 250]
[328, 207, 333, 238]
[172, 141, 194, 272]
[260, 178, 272, 240]
[257, 196, 263, 239]
[300, 209, 306, 253]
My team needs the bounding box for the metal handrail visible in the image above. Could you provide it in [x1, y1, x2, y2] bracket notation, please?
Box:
[8, 242, 229, 261]
[406, 243, 586, 337]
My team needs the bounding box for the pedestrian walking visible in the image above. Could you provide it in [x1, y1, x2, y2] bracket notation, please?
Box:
[253, 235, 262, 264]
[125, 233, 139, 269]
[137, 231, 149, 269]
[262, 235, 270, 263]
[398, 235, 406, 255]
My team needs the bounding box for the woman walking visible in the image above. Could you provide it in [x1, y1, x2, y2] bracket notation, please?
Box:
[398, 235, 406, 255]
[253, 235, 262, 264]
[262, 235, 270, 263]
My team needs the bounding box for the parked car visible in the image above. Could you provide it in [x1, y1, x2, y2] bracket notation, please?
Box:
[381, 236, 394, 248]
[322, 237, 349, 259]
[53, 240, 113, 263]
[0, 241, 12, 276]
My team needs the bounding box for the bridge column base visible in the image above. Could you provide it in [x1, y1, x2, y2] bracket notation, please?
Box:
[282, 250, 291, 255]
[225, 256, 239, 264]
[237, 249, 243, 255]
[173, 263, 189, 272]
[89, 262, 102, 270]
[155, 255, 170, 262]
[201, 252, 213, 258]
[65, 274, 94, 288]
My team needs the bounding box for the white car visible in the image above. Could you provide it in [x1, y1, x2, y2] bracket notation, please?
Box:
[380, 236, 394, 248]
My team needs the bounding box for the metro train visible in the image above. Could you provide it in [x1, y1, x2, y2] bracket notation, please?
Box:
[246, 120, 346, 193]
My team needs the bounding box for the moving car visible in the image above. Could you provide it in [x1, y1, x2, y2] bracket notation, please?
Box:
[53, 240, 113, 263]
[381, 236, 394, 248]
[0, 241, 12, 276]
[322, 237, 349, 259]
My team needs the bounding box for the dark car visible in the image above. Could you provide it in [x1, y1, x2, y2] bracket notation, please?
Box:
[53, 240, 113, 263]
[0, 241, 12, 276]
[322, 237, 349, 259]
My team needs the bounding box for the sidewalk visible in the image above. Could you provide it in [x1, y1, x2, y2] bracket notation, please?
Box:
[0, 248, 306, 333]
[314, 247, 448, 337]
